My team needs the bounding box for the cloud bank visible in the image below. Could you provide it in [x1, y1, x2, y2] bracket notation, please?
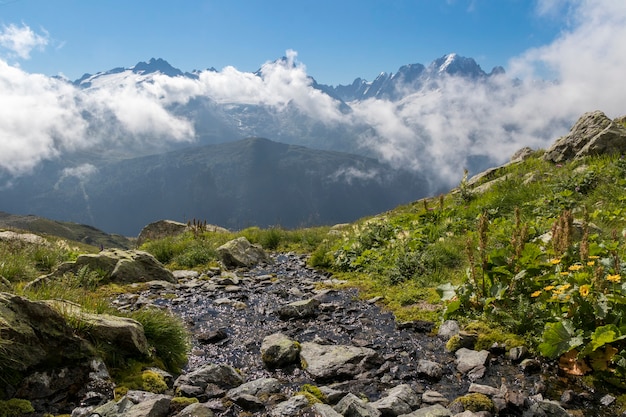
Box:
[1, 1, 625, 193]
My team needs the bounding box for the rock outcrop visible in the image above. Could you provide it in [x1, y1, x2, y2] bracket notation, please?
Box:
[543, 110, 626, 163]
[136, 220, 229, 247]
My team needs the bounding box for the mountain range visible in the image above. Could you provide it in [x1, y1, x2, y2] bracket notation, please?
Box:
[0, 138, 432, 236]
[0, 54, 518, 236]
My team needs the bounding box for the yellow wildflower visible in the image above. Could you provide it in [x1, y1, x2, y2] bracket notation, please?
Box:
[531, 290, 542, 298]
[568, 264, 584, 271]
[544, 285, 555, 291]
[579, 285, 591, 297]
[560, 272, 570, 276]
[607, 274, 621, 283]
[550, 258, 561, 265]
[589, 255, 600, 259]
[587, 261, 595, 266]
[561, 283, 571, 290]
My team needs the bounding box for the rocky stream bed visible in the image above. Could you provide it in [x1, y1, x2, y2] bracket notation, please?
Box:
[76, 252, 624, 417]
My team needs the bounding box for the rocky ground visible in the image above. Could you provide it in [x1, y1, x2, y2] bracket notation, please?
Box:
[89, 252, 624, 417]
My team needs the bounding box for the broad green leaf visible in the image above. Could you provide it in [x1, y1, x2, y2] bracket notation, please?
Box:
[538, 320, 584, 359]
[443, 300, 461, 320]
[581, 324, 626, 355]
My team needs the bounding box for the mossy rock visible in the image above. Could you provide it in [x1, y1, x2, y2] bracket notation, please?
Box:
[451, 393, 495, 413]
[169, 396, 199, 414]
[300, 384, 327, 403]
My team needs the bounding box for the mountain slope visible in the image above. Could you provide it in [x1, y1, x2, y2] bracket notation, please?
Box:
[0, 138, 431, 236]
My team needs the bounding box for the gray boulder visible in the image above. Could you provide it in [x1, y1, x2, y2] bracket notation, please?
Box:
[226, 377, 282, 398]
[334, 393, 381, 417]
[30, 249, 176, 289]
[312, 403, 344, 417]
[455, 348, 490, 381]
[261, 333, 301, 368]
[270, 394, 310, 416]
[174, 363, 244, 396]
[543, 110, 626, 163]
[136, 220, 188, 247]
[277, 298, 321, 320]
[43, 300, 149, 357]
[372, 384, 420, 416]
[175, 402, 215, 417]
[137, 219, 229, 247]
[0, 292, 93, 373]
[217, 237, 271, 269]
[300, 342, 378, 381]
[124, 395, 171, 417]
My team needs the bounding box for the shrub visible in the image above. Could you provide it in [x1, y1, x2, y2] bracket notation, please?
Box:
[127, 308, 189, 373]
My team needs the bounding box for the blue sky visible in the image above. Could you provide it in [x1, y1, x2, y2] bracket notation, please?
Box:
[0, 0, 568, 84]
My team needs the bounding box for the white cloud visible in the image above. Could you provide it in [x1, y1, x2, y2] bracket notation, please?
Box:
[0, 23, 48, 60]
[351, 0, 626, 188]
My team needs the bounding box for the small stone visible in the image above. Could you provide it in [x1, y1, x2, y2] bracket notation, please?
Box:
[519, 358, 541, 374]
[508, 346, 529, 363]
[600, 394, 615, 406]
[416, 359, 444, 381]
[422, 390, 448, 406]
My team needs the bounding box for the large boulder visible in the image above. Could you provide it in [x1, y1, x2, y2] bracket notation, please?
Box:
[543, 110, 626, 163]
[137, 220, 188, 247]
[299, 342, 379, 381]
[32, 249, 176, 287]
[0, 292, 94, 374]
[137, 219, 229, 247]
[43, 300, 150, 357]
[217, 237, 271, 269]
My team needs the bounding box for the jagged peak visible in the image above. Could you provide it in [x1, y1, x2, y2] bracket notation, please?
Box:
[131, 58, 183, 77]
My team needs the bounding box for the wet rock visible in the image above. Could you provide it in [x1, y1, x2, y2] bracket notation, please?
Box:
[300, 342, 378, 381]
[197, 328, 228, 344]
[217, 237, 270, 269]
[173, 363, 244, 398]
[398, 403, 451, 416]
[230, 392, 265, 411]
[416, 359, 444, 381]
[277, 298, 321, 320]
[271, 394, 310, 416]
[455, 348, 489, 380]
[397, 320, 435, 333]
[372, 384, 420, 416]
[334, 392, 382, 417]
[261, 333, 301, 368]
